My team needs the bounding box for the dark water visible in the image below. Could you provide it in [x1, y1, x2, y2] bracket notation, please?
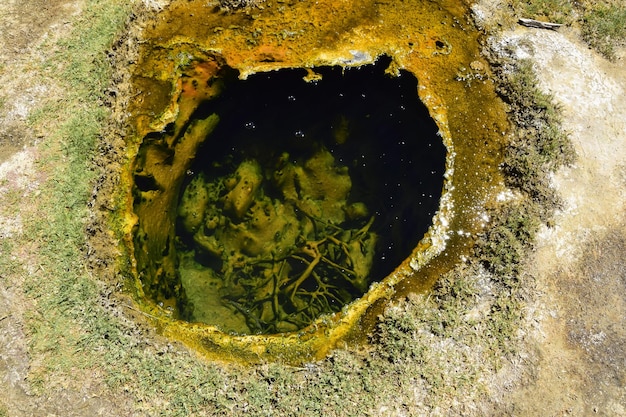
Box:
[188, 56, 445, 274]
[177, 56, 446, 332]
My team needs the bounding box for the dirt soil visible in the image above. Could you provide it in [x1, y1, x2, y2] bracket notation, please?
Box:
[1, 0, 624, 415]
[483, 22, 626, 415]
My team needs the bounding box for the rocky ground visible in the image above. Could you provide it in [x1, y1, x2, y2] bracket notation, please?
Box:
[0, 0, 624, 415]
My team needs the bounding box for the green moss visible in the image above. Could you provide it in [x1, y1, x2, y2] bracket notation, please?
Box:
[373, 270, 489, 401]
[475, 201, 541, 281]
[492, 60, 575, 220]
[22, 0, 137, 389]
[511, 0, 576, 24]
[582, 5, 626, 59]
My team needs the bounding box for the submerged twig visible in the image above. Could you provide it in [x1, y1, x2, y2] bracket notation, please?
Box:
[288, 244, 323, 300]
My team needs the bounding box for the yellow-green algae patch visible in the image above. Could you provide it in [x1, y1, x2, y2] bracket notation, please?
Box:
[122, 0, 509, 363]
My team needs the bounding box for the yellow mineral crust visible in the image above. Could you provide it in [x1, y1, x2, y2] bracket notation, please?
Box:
[124, 0, 510, 364]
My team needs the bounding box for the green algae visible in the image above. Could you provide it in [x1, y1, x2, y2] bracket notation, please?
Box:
[178, 148, 377, 334]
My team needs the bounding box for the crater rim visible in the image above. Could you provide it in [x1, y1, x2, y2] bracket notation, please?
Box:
[125, 50, 456, 364]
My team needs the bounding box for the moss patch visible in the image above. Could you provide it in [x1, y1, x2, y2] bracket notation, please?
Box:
[582, 4, 626, 59]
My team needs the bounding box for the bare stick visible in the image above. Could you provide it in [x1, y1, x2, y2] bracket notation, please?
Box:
[519, 18, 563, 30]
